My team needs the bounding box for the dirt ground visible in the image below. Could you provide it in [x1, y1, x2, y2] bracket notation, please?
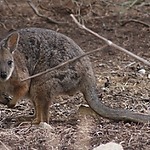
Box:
[0, 0, 150, 150]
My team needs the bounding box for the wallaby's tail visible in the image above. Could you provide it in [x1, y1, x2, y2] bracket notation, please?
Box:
[81, 78, 150, 123]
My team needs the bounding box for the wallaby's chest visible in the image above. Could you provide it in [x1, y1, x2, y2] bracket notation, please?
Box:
[0, 81, 14, 95]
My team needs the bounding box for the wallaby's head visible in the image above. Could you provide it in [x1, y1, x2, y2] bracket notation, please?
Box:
[0, 32, 19, 81]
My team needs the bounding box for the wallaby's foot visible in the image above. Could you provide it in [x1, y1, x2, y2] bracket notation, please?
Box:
[30, 86, 50, 124]
[30, 113, 49, 124]
[31, 117, 42, 124]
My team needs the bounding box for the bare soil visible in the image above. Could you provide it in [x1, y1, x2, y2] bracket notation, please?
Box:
[0, 0, 150, 150]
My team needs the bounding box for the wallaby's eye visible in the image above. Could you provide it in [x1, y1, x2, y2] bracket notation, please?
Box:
[7, 60, 13, 66]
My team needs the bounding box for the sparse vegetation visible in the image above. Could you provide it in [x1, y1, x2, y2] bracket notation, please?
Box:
[0, 0, 150, 149]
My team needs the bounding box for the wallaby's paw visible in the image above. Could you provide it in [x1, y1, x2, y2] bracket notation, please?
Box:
[31, 118, 41, 125]
[0, 93, 12, 105]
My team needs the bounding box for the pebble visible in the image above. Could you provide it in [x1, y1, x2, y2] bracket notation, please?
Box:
[138, 68, 146, 75]
[93, 142, 123, 150]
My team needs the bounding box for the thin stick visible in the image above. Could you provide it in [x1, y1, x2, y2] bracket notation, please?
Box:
[21, 45, 108, 82]
[4, 0, 14, 14]
[0, 140, 10, 150]
[121, 19, 150, 28]
[70, 14, 150, 66]
[0, 22, 9, 30]
[27, 0, 66, 25]
[127, 0, 139, 10]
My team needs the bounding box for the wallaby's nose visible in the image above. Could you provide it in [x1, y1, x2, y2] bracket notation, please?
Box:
[0, 72, 7, 79]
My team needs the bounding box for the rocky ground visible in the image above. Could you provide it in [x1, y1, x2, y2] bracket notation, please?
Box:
[0, 0, 150, 149]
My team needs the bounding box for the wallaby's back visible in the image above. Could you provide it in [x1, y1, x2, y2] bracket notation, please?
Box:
[17, 28, 88, 74]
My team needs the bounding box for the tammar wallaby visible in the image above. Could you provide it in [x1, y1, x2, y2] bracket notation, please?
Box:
[0, 28, 150, 124]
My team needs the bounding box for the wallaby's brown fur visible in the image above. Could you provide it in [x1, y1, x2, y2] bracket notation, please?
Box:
[0, 28, 150, 124]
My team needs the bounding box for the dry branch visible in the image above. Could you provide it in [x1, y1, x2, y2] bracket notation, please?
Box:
[121, 19, 150, 28]
[0, 140, 10, 150]
[27, 0, 66, 25]
[4, 0, 14, 13]
[70, 14, 150, 66]
[127, 0, 139, 10]
[0, 22, 9, 31]
[21, 45, 108, 82]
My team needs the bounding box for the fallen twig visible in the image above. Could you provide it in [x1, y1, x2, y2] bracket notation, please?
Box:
[4, 0, 14, 14]
[121, 19, 150, 28]
[21, 45, 108, 81]
[127, 0, 139, 10]
[0, 22, 9, 31]
[70, 14, 150, 66]
[27, 0, 66, 25]
[0, 140, 10, 150]
[138, 2, 150, 7]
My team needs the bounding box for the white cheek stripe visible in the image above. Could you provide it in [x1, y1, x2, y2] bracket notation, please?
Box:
[6, 65, 15, 80]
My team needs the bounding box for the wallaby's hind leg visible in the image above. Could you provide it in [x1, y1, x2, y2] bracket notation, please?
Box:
[32, 100, 43, 124]
[32, 97, 50, 124]
[40, 98, 50, 123]
[30, 86, 50, 124]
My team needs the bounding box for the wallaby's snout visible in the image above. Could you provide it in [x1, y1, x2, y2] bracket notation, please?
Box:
[0, 32, 19, 81]
[0, 71, 7, 80]
[0, 61, 14, 81]
[0, 58, 14, 81]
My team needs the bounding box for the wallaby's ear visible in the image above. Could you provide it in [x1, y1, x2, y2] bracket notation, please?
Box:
[5, 32, 20, 53]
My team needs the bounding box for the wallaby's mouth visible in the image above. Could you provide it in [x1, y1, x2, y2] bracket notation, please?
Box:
[0, 78, 8, 82]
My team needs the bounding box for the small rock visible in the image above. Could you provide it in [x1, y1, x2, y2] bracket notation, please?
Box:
[98, 63, 105, 67]
[93, 142, 123, 150]
[148, 74, 150, 79]
[138, 68, 146, 75]
[39, 122, 52, 130]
